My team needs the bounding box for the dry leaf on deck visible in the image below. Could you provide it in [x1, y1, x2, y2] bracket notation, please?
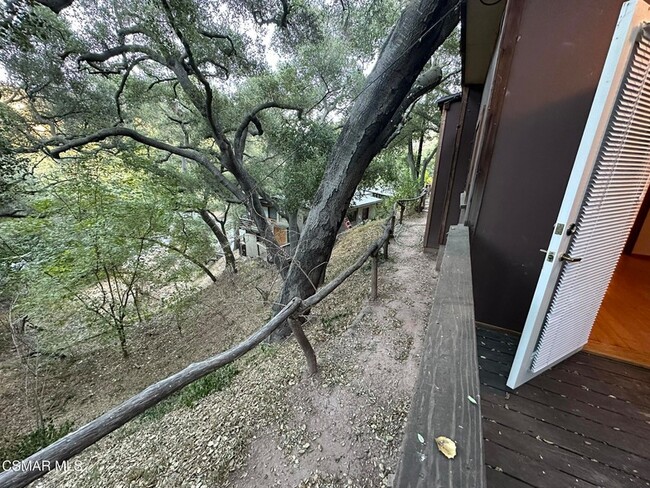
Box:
[435, 436, 457, 459]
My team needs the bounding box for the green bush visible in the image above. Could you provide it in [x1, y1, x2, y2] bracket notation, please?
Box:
[0, 420, 74, 469]
[141, 364, 239, 421]
[179, 364, 239, 407]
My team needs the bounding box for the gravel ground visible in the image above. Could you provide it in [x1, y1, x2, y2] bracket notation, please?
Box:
[24, 211, 437, 488]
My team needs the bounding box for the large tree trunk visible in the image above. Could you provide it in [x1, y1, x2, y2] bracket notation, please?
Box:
[271, 0, 459, 339]
[287, 210, 301, 257]
[199, 209, 237, 273]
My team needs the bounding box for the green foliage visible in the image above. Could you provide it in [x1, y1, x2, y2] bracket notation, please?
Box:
[260, 118, 337, 213]
[0, 152, 219, 355]
[140, 364, 239, 421]
[179, 364, 239, 407]
[0, 420, 74, 468]
[393, 178, 422, 201]
[0, 0, 461, 360]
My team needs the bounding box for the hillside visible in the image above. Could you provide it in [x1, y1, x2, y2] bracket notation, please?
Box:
[2, 212, 437, 487]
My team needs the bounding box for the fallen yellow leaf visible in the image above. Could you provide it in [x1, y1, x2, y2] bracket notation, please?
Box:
[435, 436, 457, 459]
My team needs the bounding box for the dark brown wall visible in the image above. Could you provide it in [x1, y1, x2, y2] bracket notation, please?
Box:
[442, 87, 482, 241]
[468, 0, 625, 331]
[424, 99, 461, 249]
[424, 88, 482, 249]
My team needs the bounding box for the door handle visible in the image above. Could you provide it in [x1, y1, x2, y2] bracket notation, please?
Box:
[560, 253, 582, 263]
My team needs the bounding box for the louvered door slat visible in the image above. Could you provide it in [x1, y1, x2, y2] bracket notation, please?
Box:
[531, 25, 650, 373]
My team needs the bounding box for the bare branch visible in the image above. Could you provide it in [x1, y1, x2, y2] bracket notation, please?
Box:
[114, 56, 148, 124]
[35, 0, 74, 13]
[253, 0, 291, 28]
[0, 207, 31, 219]
[197, 29, 236, 55]
[117, 25, 155, 43]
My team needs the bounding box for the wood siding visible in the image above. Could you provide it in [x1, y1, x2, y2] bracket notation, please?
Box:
[425, 88, 481, 249]
[425, 99, 462, 249]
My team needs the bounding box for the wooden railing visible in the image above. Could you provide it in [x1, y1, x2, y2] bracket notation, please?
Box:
[394, 225, 486, 488]
[396, 187, 428, 224]
[0, 192, 427, 488]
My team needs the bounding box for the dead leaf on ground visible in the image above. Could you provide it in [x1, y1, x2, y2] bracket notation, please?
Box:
[435, 436, 457, 459]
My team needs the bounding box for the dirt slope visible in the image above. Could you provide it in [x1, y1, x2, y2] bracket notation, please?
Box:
[15, 212, 437, 488]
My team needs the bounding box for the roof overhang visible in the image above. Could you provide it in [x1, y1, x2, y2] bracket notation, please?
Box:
[461, 0, 507, 86]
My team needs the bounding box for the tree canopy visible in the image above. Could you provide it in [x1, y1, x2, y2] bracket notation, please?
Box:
[1, 0, 460, 346]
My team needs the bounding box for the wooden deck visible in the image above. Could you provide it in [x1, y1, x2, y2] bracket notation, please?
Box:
[477, 326, 650, 488]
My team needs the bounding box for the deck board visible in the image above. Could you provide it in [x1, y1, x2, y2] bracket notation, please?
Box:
[477, 327, 650, 488]
[483, 419, 642, 488]
[486, 467, 533, 488]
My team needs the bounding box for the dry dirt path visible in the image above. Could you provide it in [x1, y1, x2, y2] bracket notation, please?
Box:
[231, 210, 438, 488]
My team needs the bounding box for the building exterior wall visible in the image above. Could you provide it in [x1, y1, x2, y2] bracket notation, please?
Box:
[443, 87, 482, 241]
[467, 0, 625, 331]
[424, 99, 462, 249]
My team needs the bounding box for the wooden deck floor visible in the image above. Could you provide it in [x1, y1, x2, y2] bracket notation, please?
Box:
[477, 326, 650, 488]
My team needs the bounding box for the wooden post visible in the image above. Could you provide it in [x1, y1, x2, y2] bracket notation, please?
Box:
[390, 214, 396, 237]
[383, 237, 389, 259]
[288, 316, 318, 375]
[399, 203, 405, 224]
[371, 251, 379, 300]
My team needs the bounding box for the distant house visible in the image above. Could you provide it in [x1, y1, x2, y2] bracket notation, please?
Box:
[241, 187, 392, 258]
[342, 186, 396, 231]
[344, 191, 384, 229]
[239, 200, 303, 260]
[426, 0, 650, 385]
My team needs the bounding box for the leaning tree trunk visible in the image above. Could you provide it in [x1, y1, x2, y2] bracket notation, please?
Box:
[287, 210, 301, 257]
[199, 209, 237, 273]
[271, 0, 459, 340]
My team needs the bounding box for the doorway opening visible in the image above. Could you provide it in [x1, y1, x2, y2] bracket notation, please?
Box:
[585, 190, 650, 368]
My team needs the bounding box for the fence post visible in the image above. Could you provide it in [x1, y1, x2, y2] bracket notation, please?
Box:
[399, 203, 405, 224]
[390, 214, 396, 237]
[383, 237, 389, 259]
[371, 251, 379, 300]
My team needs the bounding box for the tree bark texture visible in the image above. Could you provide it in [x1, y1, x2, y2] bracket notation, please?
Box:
[287, 210, 301, 257]
[271, 0, 459, 339]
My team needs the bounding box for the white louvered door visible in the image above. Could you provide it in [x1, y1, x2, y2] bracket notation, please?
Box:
[507, 0, 650, 389]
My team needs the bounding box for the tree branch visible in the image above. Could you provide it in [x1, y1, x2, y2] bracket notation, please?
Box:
[114, 57, 148, 124]
[234, 102, 303, 160]
[47, 127, 246, 203]
[197, 29, 236, 55]
[71, 45, 165, 65]
[35, 0, 74, 13]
